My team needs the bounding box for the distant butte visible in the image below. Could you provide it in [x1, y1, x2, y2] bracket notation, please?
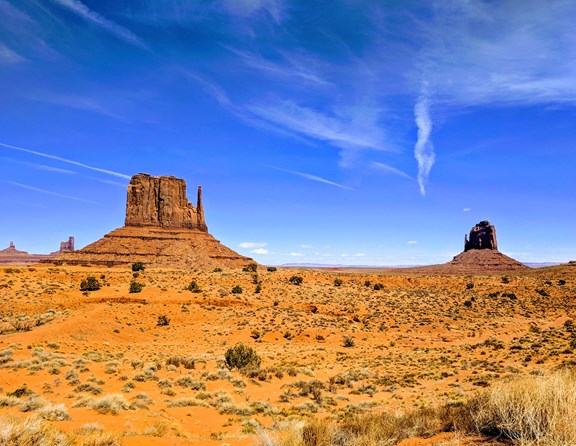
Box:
[399, 220, 527, 274]
[0, 238, 74, 265]
[53, 173, 253, 269]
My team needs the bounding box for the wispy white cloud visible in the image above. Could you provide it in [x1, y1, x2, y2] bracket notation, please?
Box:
[22, 161, 76, 175]
[224, 46, 330, 86]
[30, 92, 124, 120]
[247, 100, 389, 158]
[0, 43, 25, 65]
[407, 240, 418, 244]
[250, 248, 270, 255]
[3, 180, 92, 202]
[288, 252, 303, 257]
[221, 0, 286, 24]
[239, 242, 267, 248]
[0, 142, 130, 179]
[51, 0, 148, 49]
[280, 168, 353, 190]
[463, 208, 471, 212]
[371, 161, 413, 180]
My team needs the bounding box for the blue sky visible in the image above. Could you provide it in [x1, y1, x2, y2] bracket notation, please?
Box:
[1, 0, 575, 265]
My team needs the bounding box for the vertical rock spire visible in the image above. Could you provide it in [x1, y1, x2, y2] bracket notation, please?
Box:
[197, 186, 207, 232]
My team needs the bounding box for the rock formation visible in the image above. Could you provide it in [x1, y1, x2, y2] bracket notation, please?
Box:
[125, 174, 207, 231]
[59, 237, 75, 252]
[464, 220, 497, 251]
[401, 220, 527, 273]
[52, 174, 252, 269]
[0, 239, 74, 265]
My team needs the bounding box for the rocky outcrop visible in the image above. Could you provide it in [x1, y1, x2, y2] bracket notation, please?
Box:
[53, 174, 251, 269]
[0, 241, 50, 265]
[400, 220, 527, 274]
[464, 220, 497, 251]
[125, 174, 207, 231]
[59, 237, 75, 252]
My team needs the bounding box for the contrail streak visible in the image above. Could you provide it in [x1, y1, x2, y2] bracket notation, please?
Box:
[0, 142, 130, 179]
[413, 88, 435, 196]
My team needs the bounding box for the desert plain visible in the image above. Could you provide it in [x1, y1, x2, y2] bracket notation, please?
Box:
[2, 262, 576, 445]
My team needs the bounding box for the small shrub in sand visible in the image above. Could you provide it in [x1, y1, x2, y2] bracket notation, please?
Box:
[225, 343, 261, 370]
[129, 281, 144, 294]
[80, 277, 101, 292]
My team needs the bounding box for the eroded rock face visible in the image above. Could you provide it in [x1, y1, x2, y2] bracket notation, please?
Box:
[464, 220, 498, 251]
[59, 237, 74, 252]
[125, 174, 207, 231]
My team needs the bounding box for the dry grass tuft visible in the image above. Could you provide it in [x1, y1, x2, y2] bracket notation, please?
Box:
[0, 416, 71, 445]
[263, 369, 576, 446]
[470, 369, 576, 445]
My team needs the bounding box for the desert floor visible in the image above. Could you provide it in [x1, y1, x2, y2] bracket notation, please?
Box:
[1, 263, 576, 445]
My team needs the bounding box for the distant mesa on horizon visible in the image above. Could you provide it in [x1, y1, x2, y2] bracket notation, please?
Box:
[0, 237, 74, 265]
[52, 173, 252, 269]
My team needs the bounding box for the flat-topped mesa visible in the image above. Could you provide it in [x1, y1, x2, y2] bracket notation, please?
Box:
[125, 173, 207, 231]
[464, 220, 498, 251]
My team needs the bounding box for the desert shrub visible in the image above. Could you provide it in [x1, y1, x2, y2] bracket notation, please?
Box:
[267, 266, 277, 272]
[131, 262, 145, 272]
[0, 416, 72, 445]
[7, 385, 31, 398]
[213, 267, 223, 272]
[289, 275, 303, 286]
[175, 376, 206, 390]
[81, 395, 129, 415]
[129, 281, 144, 293]
[342, 335, 355, 348]
[373, 283, 384, 290]
[243, 262, 258, 272]
[502, 276, 510, 283]
[38, 403, 71, 421]
[466, 282, 474, 289]
[166, 356, 195, 369]
[225, 343, 261, 370]
[334, 278, 343, 287]
[157, 315, 170, 326]
[364, 280, 371, 287]
[231, 285, 243, 294]
[80, 277, 101, 292]
[187, 280, 201, 292]
[254, 284, 262, 294]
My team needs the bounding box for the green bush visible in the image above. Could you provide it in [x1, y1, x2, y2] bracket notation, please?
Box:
[231, 285, 243, 294]
[80, 276, 101, 292]
[334, 278, 343, 287]
[157, 315, 170, 326]
[289, 275, 303, 286]
[132, 262, 145, 272]
[225, 343, 261, 370]
[129, 281, 144, 294]
[187, 280, 201, 293]
[267, 266, 277, 272]
[243, 262, 258, 272]
[213, 267, 223, 273]
[373, 283, 384, 290]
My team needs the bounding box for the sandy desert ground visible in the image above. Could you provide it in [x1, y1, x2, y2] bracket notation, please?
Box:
[1, 263, 576, 445]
